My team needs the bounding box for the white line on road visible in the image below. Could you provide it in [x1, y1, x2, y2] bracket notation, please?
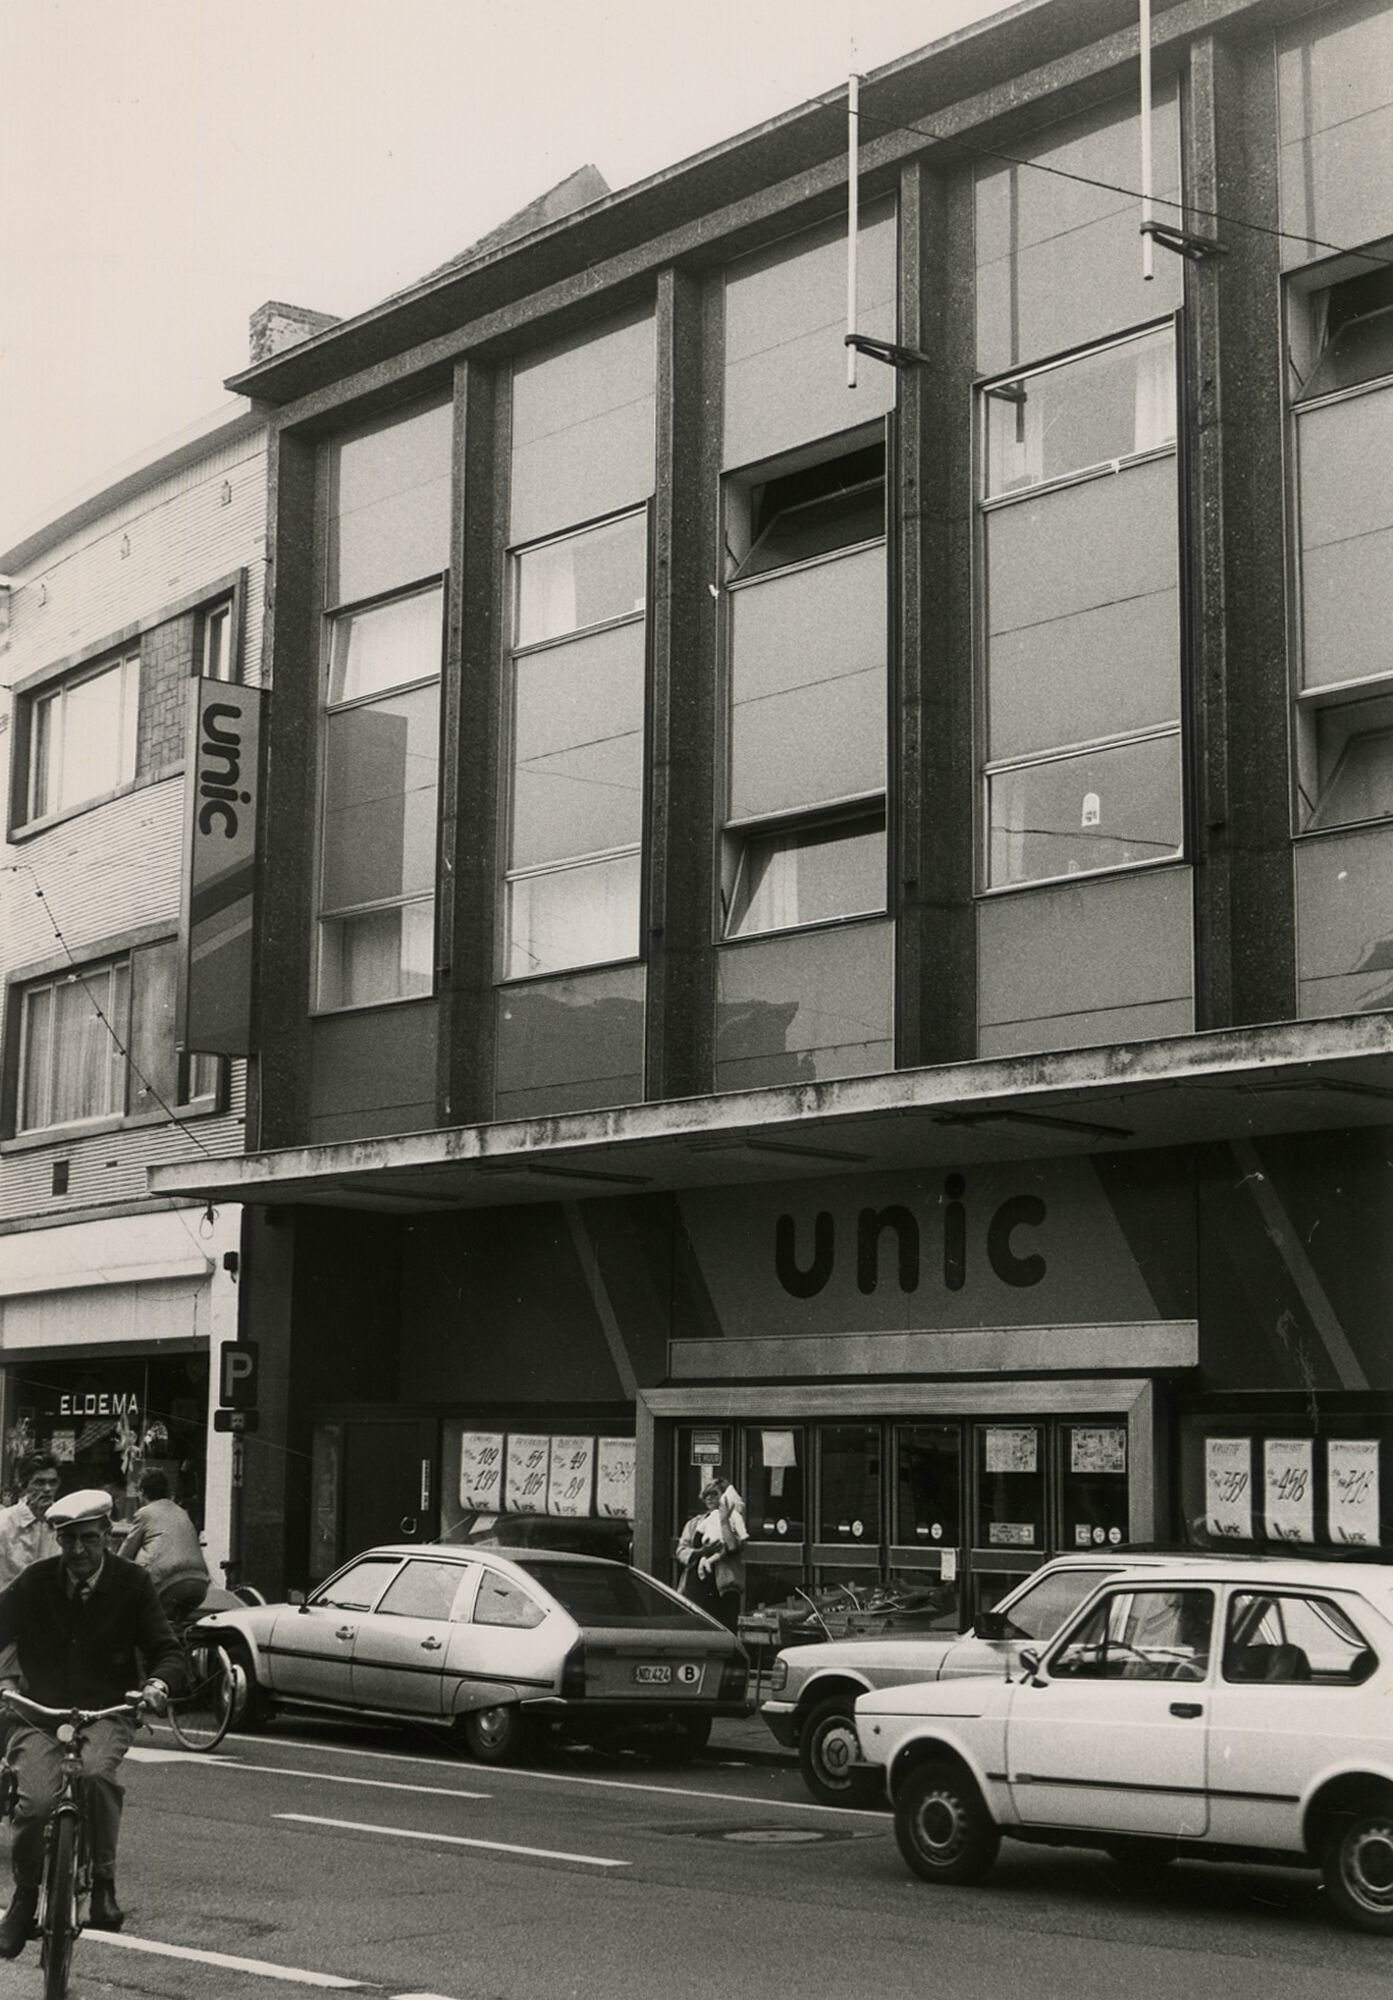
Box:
[228, 1732, 882, 1818]
[86, 1928, 367, 1987]
[162, 1758, 492, 1800]
[278, 1811, 631, 1868]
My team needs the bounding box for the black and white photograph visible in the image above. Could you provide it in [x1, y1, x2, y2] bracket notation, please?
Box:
[4, 0, 1393, 1993]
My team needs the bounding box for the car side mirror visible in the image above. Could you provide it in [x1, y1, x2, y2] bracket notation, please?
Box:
[975, 1610, 1006, 1640]
[1019, 1647, 1042, 1683]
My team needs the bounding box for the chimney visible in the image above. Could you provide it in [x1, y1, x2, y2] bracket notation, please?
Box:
[248, 301, 340, 365]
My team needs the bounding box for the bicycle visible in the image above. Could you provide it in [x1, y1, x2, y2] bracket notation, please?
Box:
[165, 1620, 237, 1752]
[0, 1688, 148, 2000]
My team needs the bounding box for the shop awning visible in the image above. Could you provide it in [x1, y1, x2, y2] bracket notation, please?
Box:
[145, 1014, 1393, 1215]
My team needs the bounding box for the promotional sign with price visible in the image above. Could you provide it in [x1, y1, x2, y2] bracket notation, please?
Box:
[1205, 1436, 1253, 1539]
[1265, 1438, 1314, 1543]
[1329, 1440, 1380, 1545]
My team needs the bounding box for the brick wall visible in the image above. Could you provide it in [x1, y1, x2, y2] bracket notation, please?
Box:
[136, 610, 193, 783]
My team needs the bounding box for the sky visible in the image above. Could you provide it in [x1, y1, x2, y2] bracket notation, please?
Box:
[0, 0, 1010, 555]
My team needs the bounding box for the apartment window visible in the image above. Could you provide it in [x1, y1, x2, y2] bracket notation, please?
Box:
[1290, 251, 1393, 833]
[980, 325, 1182, 888]
[503, 510, 647, 979]
[200, 599, 235, 682]
[15, 941, 217, 1136]
[26, 651, 139, 823]
[722, 432, 887, 937]
[317, 585, 443, 1011]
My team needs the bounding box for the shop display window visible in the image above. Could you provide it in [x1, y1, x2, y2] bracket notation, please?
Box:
[974, 1423, 1045, 1553]
[894, 1424, 962, 1550]
[1180, 1415, 1392, 1552]
[817, 1422, 881, 1552]
[1060, 1422, 1129, 1551]
[743, 1426, 805, 1542]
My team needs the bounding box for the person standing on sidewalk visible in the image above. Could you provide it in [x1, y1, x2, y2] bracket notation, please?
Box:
[677, 1474, 748, 1633]
[0, 1455, 61, 1592]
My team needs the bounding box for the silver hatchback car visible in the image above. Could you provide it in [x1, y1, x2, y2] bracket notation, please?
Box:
[199, 1542, 747, 1762]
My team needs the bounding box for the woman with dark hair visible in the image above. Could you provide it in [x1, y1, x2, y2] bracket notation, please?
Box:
[118, 1469, 210, 1620]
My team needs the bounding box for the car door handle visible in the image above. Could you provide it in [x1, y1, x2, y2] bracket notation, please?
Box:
[335, 1625, 356, 1641]
[1170, 1702, 1203, 1719]
[420, 1637, 443, 1651]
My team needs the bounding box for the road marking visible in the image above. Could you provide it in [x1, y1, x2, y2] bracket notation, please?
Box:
[87, 1929, 366, 1987]
[232, 1731, 881, 1817]
[278, 1811, 631, 1869]
[153, 1757, 490, 1801]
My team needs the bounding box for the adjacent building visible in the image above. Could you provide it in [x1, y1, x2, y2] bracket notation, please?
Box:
[149, 0, 1393, 1617]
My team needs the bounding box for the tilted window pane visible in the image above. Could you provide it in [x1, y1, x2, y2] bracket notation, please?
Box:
[1296, 388, 1393, 690]
[506, 852, 641, 979]
[510, 623, 645, 870]
[327, 400, 453, 607]
[1301, 689, 1393, 830]
[321, 687, 441, 912]
[989, 732, 1182, 886]
[726, 818, 885, 937]
[318, 901, 434, 1011]
[729, 544, 885, 819]
[515, 513, 647, 648]
[328, 586, 443, 704]
[984, 328, 1175, 498]
[986, 457, 1178, 763]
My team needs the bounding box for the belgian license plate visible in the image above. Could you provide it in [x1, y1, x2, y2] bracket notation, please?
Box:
[633, 1663, 672, 1685]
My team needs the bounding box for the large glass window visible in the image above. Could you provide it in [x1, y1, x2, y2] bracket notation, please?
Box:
[26, 651, 140, 823]
[981, 327, 1181, 890]
[504, 511, 647, 980]
[317, 586, 443, 1011]
[15, 941, 217, 1135]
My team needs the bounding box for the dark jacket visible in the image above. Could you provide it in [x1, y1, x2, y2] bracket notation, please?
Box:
[0, 1553, 183, 1709]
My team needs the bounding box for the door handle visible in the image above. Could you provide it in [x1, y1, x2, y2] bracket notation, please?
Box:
[335, 1625, 356, 1641]
[420, 1637, 443, 1652]
[1170, 1702, 1203, 1719]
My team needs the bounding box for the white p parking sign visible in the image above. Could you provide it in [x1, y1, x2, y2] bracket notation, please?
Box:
[219, 1341, 259, 1410]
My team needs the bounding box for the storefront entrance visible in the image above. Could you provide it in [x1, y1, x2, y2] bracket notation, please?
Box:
[646, 1377, 1159, 1629]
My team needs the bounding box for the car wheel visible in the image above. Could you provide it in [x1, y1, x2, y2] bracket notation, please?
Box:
[1322, 1802, 1393, 1932]
[223, 1639, 271, 1732]
[894, 1759, 1000, 1886]
[460, 1703, 528, 1764]
[799, 1696, 878, 1807]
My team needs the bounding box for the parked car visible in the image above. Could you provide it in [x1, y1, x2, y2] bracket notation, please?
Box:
[441, 1511, 633, 1564]
[762, 1553, 1173, 1804]
[197, 1542, 746, 1762]
[854, 1554, 1393, 1933]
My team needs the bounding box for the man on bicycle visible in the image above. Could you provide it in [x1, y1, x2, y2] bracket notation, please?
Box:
[0, 1488, 181, 1957]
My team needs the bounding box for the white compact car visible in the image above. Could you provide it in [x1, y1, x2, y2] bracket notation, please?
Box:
[855, 1555, 1393, 1932]
[762, 1553, 1179, 1804]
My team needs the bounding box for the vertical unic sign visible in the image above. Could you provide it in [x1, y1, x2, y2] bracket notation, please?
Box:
[180, 678, 264, 1056]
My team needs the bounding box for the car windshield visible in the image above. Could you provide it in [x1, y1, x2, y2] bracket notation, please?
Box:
[517, 1560, 714, 1629]
[992, 1566, 1122, 1642]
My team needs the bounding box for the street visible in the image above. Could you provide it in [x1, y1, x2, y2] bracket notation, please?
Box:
[6, 1719, 1393, 2000]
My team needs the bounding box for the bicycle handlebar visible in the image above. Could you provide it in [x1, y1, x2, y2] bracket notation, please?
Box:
[1, 1690, 148, 1729]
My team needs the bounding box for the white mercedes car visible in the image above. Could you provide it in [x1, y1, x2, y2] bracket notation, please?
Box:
[855, 1554, 1393, 1932]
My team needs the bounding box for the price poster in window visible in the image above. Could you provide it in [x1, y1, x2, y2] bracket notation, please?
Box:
[763, 1429, 797, 1498]
[547, 1436, 595, 1517]
[457, 1432, 505, 1511]
[596, 1438, 635, 1518]
[1205, 1436, 1252, 1539]
[505, 1434, 551, 1511]
[1071, 1426, 1126, 1475]
[985, 1426, 1038, 1474]
[1264, 1438, 1314, 1543]
[1329, 1440, 1380, 1546]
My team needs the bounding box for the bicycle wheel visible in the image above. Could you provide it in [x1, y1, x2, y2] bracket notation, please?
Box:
[169, 1640, 236, 1750]
[40, 1810, 78, 2000]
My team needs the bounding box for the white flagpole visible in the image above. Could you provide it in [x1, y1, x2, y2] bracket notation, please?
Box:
[1139, 0, 1154, 280]
[847, 69, 860, 387]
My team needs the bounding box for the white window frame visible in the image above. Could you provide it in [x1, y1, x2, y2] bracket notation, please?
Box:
[25, 650, 140, 825]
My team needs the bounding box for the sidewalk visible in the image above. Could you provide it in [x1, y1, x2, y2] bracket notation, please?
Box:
[707, 1681, 795, 1766]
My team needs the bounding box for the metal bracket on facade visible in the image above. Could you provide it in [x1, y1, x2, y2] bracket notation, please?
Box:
[845, 333, 933, 370]
[1140, 219, 1228, 262]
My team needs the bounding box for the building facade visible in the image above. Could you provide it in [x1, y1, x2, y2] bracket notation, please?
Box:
[153, 0, 1393, 1616]
[0, 401, 268, 1570]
